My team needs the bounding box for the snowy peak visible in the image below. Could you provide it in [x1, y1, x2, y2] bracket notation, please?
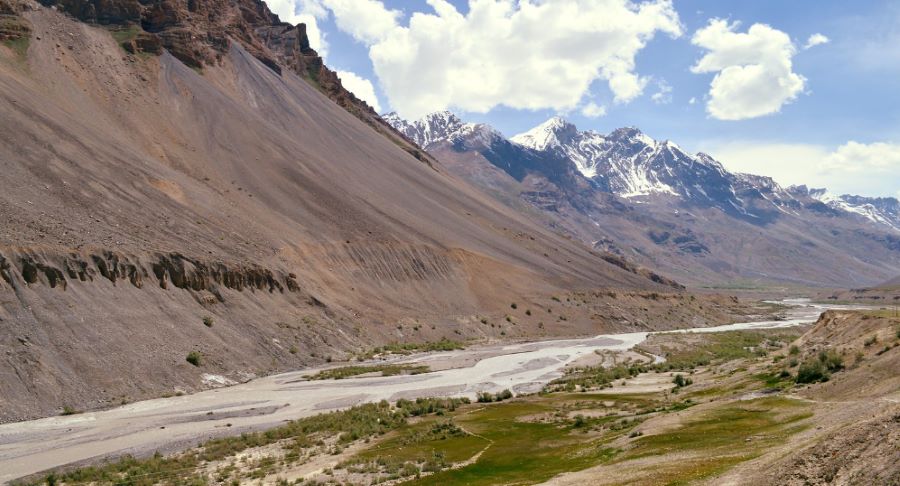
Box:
[383, 111, 466, 149]
[511, 116, 580, 151]
[800, 188, 900, 230]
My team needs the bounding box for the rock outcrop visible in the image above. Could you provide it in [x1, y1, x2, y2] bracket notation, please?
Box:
[0, 247, 301, 297]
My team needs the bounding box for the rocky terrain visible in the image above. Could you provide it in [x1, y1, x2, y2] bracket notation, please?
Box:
[386, 111, 900, 288]
[0, 0, 770, 422]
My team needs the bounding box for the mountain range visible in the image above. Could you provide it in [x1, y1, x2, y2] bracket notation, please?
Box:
[384, 111, 900, 287]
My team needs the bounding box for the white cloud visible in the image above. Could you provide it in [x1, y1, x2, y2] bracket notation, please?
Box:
[691, 19, 806, 121]
[803, 33, 829, 50]
[701, 140, 900, 197]
[336, 70, 382, 112]
[650, 79, 673, 104]
[321, 0, 401, 45]
[580, 102, 608, 118]
[822, 141, 900, 173]
[318, 0, 682, 119]
[688, 96, 697, 105]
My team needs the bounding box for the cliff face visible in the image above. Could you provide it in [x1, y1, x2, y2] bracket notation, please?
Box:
[31, 0, 414, 148]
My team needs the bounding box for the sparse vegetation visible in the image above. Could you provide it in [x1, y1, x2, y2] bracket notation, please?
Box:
[673, 374, 693, 388]
[202, 315, 214, 327]
[354, 339, 465, 360]
[186, 351, 202, 367]
[476, 389, 514, 403]
[307, 364, 430, 380]
[61, 406, 79, 416]
[32, 398, 469, 486]
[795, 349, 843, 384]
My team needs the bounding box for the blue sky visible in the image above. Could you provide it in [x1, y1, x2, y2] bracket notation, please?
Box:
[274, 0, 900, 198]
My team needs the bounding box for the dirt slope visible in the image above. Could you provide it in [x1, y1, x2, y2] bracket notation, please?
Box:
[0, 4, 691, 421]
[714, 310, 900, 485]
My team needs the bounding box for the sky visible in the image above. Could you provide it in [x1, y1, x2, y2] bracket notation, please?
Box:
[268, 0, 900, 198]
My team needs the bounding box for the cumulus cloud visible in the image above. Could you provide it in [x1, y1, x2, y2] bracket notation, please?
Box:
[580, 102, 608, 118]
[316, 0, 682, 118]
[702, 140, 900, 197]
[803, 33, 830, 50]
[691, 19, 806, 121]
[320, 0, 401, 45]
[822, 141, 900, 173]
[336, 70, 383, 112]
[651, 79, 673, 104]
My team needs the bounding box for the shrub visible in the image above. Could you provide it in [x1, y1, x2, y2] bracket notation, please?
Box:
[818, 349, 844, 372]
[573, 414, 586, 428]
[202, 316, 214, 328]
[864, 335, 878, 347]
[788, 345, 800, 355]
[796, 359, 826, 383]
[186, 351, 202, 367]
[525, 309, 532, 316]
[672, 374, 692, 387]
[476, 392, 494, 403]
[61, 406, 79, 416]
[510, 303, 518, 309]
[497, 389, 513, 401]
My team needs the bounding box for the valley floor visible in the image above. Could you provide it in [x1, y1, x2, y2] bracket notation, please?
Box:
[7, 302, 897, 485]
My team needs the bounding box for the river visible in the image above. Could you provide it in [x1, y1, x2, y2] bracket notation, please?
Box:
[0, 299, 859, 482]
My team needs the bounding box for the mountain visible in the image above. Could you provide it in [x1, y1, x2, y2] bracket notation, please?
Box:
[385, 112, 900, 287]
[0, 0, 685, 420]
[790, 187, 900, 231]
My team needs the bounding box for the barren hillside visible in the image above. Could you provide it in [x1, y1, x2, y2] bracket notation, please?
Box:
[0, 0, 708, 421]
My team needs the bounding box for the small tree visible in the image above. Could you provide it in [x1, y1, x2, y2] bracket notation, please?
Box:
[673, 374, 692, 387]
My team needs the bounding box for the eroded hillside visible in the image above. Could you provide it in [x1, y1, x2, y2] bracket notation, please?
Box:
[0, 0, 738, 421]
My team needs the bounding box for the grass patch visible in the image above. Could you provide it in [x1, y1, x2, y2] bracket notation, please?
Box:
[640, 329, 801, 371]
[355, 338, 466, 360]
[1, 36, 29, 61]
[626, 396, 810, 457]
[306, 363, 430, 380]
[108, 25, 141, 44]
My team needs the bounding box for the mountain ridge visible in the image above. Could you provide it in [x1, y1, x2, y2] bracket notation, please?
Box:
[385, 111, 900, 287]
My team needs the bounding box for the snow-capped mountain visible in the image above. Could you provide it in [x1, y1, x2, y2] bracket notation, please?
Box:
[382, 111, 900, 286]
[383, 111, 504, 150]
[790, 186, 900, 231]
[513, 118, 757, 207]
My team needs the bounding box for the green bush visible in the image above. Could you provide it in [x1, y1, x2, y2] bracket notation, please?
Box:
[476, 392, 494, 403]
[796, 359, 826, 384]
[672, 374, 692, 388]
[186, 351, 202, 367]
[818, 349, 844, 372]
